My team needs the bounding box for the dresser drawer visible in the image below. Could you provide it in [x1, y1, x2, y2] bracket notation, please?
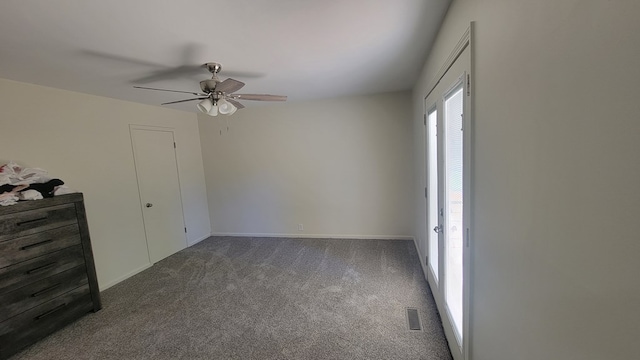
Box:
[0, 224, 81, 269]
[0, 245, 86, 293]
[0, 286, 93, 359]
[0, 265, 88, 322]
[0, 204, 78, 242]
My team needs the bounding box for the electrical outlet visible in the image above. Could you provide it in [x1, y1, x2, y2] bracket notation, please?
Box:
[298, 223, 304, 231]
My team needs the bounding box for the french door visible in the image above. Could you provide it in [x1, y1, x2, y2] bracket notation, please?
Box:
[424, 43, 471, 360]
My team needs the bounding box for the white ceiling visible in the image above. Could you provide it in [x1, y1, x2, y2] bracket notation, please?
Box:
[0, 0, 451, 112]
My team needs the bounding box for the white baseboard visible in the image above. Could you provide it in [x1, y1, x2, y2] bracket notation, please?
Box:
[210, 232, 413, 240]
[412, 236, 423, 261]
[413, 237, 430, 281]
[99, 263, 152, 291]
[99, 232, 211, 291]
[187, 233, 211, 247]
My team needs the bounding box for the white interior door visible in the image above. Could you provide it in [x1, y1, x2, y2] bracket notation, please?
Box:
[131, 126, 187, 264]
[423, 44, 471, 360]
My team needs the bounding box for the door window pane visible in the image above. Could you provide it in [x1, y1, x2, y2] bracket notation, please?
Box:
[427, 109, 439, 281]
[444, 86, 464, 339]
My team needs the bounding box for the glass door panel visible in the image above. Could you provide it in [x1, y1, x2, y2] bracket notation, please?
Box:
[427, 108, 439, 281]
[444, 85, 464, 339]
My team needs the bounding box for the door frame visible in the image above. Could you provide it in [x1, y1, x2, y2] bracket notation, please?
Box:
[129, 124, 188, 264]
[422, 24, 474, 360]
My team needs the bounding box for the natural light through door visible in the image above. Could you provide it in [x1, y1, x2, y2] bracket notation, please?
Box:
[444, 85, 464, 339]
[427, 108, 439, 281]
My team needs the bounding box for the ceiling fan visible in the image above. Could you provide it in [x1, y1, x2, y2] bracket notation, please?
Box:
[134, 62, 286, 116]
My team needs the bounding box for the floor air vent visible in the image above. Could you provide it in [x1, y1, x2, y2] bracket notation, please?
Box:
[406, 307, 422, 331]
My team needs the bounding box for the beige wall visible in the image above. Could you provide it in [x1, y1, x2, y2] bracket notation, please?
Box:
[199, 92, 414, 239]
[0, 78, 211, 290]
[412, 1, 640, 359]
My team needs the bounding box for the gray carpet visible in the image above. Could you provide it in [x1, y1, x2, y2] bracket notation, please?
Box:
[12, 237, 453, 360]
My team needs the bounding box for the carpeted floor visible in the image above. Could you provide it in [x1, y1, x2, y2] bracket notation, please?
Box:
[12, 237, 453, 360]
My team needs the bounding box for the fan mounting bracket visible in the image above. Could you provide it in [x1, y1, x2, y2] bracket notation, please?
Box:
[203, 62, 222, 75]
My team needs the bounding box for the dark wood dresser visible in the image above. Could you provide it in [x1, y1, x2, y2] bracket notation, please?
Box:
[0, 193, 101, 359]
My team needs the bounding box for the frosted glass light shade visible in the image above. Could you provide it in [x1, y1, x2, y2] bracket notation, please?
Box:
[218, 99, 237, 115]
[196, 98, 213, 113]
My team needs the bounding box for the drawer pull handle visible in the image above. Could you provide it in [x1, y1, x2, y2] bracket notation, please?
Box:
[16, 216, 48, 226]
[26, 262, 57, 274]
[21, 239, 53, 251]
[35, 303, 66, 320]
[31, 283, 61, 297]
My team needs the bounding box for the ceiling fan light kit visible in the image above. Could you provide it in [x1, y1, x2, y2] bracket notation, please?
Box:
[134, 62, 286, 117]
[217, 99, 237, 115]
[207, 103, 219, 116]
[196, 98, 213, 113]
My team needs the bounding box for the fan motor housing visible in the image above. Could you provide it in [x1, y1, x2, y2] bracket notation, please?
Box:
[200, 79, 218, 93]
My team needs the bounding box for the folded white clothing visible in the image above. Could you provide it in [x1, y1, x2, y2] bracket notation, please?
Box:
[0, 193, 19, 206]
[53, 185, 76, 196]
[0, 161, 50, 185]
[19, 189, 43, 201]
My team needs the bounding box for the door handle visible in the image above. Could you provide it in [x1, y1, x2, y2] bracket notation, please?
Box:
[145, 203, 153, 208]
[433, 224, 443, 233]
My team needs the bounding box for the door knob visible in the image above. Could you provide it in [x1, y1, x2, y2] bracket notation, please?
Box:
[145, 203, 153, 208]
[433, 224, 443, 233]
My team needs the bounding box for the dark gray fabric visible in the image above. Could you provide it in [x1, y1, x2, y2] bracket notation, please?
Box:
[13, 237, 452, 360]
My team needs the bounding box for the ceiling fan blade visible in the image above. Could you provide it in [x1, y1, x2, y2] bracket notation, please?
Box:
[226, 98, 245, 109]
[134, 86, 206, 96]
[131, 43, 207, 84]
[81, 49, 166, 68]
[161, 98, 207, 105]
[215, 78, 245, 94]
[132, 65, 205, 84]
[231, 94, 287, 101]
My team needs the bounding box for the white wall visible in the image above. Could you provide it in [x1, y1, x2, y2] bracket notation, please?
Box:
[412, 1, 640, 359]
[0, 78, 211, 290]
[200, 92, 414, 239]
